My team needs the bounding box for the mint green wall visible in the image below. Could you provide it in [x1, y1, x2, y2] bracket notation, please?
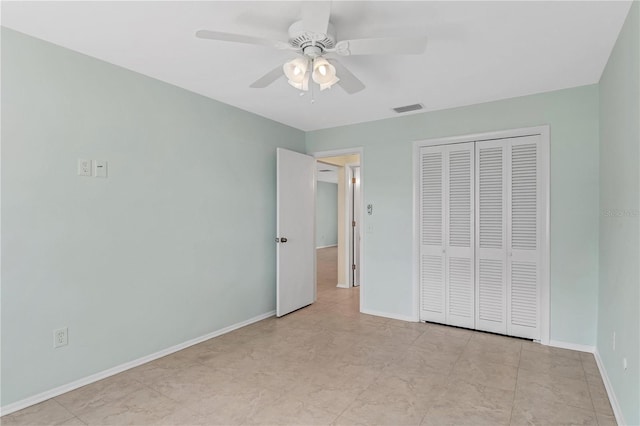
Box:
[1, 29, 305, 406]
[306, 85, 600, 345]
[597, 1, 640, 424]
[4, 14, 632, 413]
[316, 182, 338, 247]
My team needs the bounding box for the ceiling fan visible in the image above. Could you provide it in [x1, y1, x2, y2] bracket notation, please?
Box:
[195, 2, 427, 95]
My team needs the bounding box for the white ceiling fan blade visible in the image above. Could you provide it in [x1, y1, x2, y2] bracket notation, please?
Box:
[333, 36, 427, 56]
[300, 1, 332, 37]
[196, 30, 291, 50]
[249, 66, 284, 88]
[328, 59, 365, 94]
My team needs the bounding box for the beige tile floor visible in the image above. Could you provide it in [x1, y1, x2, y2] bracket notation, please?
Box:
[2, 247, 616, 425]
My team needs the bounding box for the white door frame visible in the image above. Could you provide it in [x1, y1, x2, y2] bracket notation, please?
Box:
[346, 163, 362, 287]
[311, 148, 365, 310]
[412, 126, 550, 344]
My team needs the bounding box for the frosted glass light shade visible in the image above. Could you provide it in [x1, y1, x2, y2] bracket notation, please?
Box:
[312, 57, 339, 90]
[283, 57, 310, 89]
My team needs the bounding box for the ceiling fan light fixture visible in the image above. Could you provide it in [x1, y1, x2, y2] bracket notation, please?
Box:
[283, 57, 310, 85]
[288, 70, 310, 91]
[312, 57, 339, 90]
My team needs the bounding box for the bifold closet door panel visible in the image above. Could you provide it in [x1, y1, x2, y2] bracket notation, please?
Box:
[475, 141, 508, 334]
[507, 135, 542, 340]
[444, 143, 475, 329]
[419, 143, 475, 328]
[475, 135, 542, 340]
[419, 146, 446, 323]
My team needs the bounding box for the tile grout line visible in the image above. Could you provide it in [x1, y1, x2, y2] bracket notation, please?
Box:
[507, 341, 523, 425]
[418, 326, 473, 426]
[53, 374, 150, 424]
[582, 354, 609, 425]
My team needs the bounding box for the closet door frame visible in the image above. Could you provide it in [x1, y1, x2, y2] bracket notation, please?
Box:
[413, 125, 550, 345]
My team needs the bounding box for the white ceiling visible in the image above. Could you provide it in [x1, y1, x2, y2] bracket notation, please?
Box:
[2, 1, 631, 131]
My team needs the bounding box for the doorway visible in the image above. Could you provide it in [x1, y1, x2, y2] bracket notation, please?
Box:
[313, 149, 364, 309]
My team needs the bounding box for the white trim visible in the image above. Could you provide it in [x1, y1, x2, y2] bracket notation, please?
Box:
[360, 308, 417, 323]
[345, 162, 362, 288]
[539, 126, 551, 345]
[413, 126, 549, 148]
[336, 282, 350, 289]
[344, 164, 355, 287]
[0, 310, 275, 417]
[310, 147, 363, 159]
[412, 125, 550, 343]
[548, 340, 595, 354]
[310, 147, 365, 314]
[412, 141, 421, 322]
[594, 349, 626, 426]
[316, 244, 338, 249]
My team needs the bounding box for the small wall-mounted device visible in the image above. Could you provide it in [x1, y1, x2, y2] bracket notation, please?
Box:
[367, 204, 373, 215]
[94, 160, 108, 178]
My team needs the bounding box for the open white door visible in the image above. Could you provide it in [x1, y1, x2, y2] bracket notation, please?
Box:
[276, 148, 316, 317]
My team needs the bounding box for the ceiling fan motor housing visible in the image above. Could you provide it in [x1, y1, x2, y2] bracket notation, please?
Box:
[288, 20, 336, 56]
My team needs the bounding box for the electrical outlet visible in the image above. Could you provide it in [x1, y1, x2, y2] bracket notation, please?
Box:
[77, 159, 92, 177]
[623, 358, 627, 370]
[54, 327, 68, 348]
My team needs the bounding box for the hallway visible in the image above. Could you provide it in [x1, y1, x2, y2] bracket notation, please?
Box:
[316, 246, 359, 314]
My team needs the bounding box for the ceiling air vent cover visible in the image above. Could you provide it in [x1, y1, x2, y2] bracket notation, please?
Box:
[392, 103, 424, 113]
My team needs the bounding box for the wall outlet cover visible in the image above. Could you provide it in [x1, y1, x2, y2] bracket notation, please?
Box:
[54, 327, 68, 348]
[77, 159, 92, 177]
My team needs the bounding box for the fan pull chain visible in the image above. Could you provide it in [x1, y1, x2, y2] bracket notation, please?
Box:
[310, 76, 316, 104]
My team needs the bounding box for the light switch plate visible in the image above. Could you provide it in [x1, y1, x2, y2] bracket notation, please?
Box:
[94, 160, 108, 178]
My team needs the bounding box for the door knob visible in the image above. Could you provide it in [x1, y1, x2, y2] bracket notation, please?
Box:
[280, 237, 288, 243]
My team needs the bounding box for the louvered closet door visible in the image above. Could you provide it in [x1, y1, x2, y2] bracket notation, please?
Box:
[444, 143, 475, 329]
[475, 141, 508, 334]
[419, 146, 446, 323]
[419, 143, 475, 326]
[507, 135, 541, 340]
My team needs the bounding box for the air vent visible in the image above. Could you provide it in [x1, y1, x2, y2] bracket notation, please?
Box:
[319, 169, 333, 172]
[392, 103, 424, 114]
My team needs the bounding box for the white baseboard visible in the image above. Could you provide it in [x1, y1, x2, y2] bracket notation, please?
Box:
[336, 282, 350, 289]
[316, 244, 338, 249]
[360, 308, 417, 323]
[548, 340, 595, 353]
[594, 349, 626, 426]
[0, 310, 275, 417]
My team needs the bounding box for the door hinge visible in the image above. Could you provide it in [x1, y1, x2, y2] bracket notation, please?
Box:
[352, 221, 356, 227]
[352, 177, 356, 184]
[352, 264, 356, 270]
